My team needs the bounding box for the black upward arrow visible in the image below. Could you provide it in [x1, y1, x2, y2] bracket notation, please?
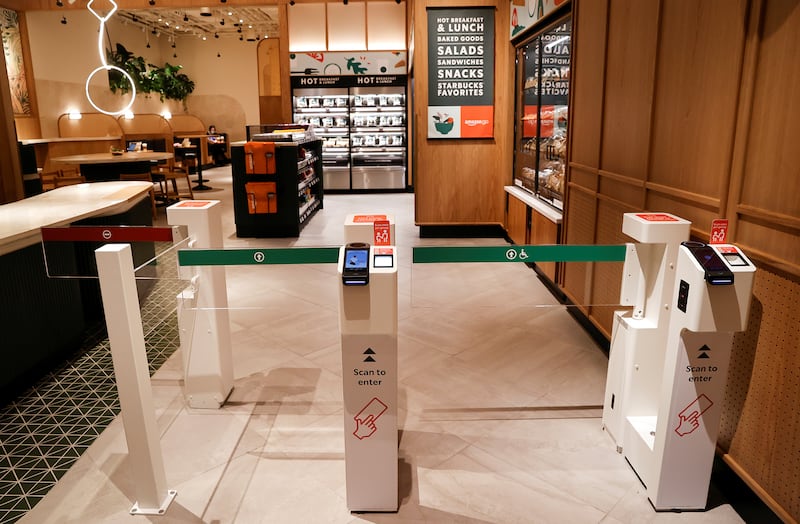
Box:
[363, 348, 376, 354]
[363, 356, 376, 362]
[698, 344, 712, 359]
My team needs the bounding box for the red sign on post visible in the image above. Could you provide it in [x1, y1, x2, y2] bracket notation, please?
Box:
[710, 219, 728, 244]
[373, 220, 391, 246]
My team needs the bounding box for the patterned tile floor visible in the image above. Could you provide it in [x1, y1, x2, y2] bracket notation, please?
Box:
[0, 248, 186, 524]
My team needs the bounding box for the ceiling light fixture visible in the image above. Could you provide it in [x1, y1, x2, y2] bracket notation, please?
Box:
[183, 13, 188, 22]
[214, 32, 219, 38]
[289, 0, 295, 5]
[56, 0, 63, 6]
[217, 52, 221, 58]
[61, 16, 67, 24]
[149, 0, 155, 5]
[343, 0, 348, 5]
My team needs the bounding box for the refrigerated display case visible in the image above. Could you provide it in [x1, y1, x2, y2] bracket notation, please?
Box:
[290, 76, 407, 191]
[350, 86, 406, 190]
[513, 16, 571, 211]
[292, 88, 351, 190]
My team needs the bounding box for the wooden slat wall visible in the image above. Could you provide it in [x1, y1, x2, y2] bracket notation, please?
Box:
[412, 0, 513, 226]
[566, 0, 800, 520]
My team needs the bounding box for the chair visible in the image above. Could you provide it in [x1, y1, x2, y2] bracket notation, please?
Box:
[54, 174, 86, 188]
[152, 160, 194, 203]
[119, 172, 158, 219]
[39, 170, 60, 191]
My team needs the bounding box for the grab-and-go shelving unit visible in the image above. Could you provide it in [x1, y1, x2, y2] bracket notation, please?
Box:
[291, 76, 407, 191]
[231, 127, 323, 237]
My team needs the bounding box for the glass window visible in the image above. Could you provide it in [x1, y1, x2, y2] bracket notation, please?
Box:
[513, 16, 571, 211]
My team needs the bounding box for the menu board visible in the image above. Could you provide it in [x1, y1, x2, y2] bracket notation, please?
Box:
[427, 7, 495, 139]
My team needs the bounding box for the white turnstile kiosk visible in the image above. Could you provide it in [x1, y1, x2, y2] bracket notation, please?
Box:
[338, 242, 399, 512]
[603, 213, 691, 447]
[167, 200, 233, 409]
[603, 213, 756, 511]
[343, 214, 395, 246]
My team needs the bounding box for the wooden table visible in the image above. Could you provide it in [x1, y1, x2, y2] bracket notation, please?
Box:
[52, 151, 173, 181]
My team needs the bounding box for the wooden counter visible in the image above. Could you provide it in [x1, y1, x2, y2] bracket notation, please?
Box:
[0, 181, 153, 256]
[0, 182, 153, 404]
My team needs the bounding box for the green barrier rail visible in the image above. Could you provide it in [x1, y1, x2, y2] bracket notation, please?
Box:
[177, 245, 628, 267]
[412, 245, 627, 263]
[178, 247, 340, 266]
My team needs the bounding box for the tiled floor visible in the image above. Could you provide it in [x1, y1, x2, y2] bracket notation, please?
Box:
[2, 166, 772, 523]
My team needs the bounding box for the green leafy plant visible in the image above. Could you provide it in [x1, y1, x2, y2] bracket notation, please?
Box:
[106, 43, 195, 103]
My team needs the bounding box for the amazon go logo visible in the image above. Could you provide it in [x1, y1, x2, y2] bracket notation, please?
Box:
[464, 119, 489, 127]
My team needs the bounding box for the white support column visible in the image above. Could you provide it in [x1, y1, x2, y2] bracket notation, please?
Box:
[95, 244, 176, 515]
[167, 200, 233, 409]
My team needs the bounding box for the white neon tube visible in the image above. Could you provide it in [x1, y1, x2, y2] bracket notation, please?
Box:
[85, 0, 136, 116]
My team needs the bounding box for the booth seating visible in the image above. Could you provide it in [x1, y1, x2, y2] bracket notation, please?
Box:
[170, 114, 228, 167]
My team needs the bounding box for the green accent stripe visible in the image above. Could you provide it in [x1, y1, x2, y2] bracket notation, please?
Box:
[178, 247, 339, 266]
[412, 245, 627, 263]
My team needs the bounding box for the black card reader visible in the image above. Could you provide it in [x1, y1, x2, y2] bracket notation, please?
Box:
[682, 241, 734, 285]
[342, 242, 370, 286]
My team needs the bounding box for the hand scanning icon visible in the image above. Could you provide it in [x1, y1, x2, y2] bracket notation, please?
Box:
[354, 415, 377, 440]
[675, 411, 700, 436]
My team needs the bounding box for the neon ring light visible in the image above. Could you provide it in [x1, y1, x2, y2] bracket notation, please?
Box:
[85, 0, 136, 115]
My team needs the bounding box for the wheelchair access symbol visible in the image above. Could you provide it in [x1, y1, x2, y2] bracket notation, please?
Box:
[505, 248, 529, 261]
[353, 397, 387, 440]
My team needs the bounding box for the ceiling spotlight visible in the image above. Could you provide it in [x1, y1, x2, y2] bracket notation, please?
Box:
[200, 7, 212, 17]
[217, 52, 221, 58]
[220, 19, 225, 26]
[146, 42, 151, 48]
[60, 16, 67, 24]
[171, 42, 176, 48]
[343, 0, 348, 5]
[396, 0, 401, 3]
[183, 14, 188, 22]
[56, 0, 63, 6]
[214, 32, 219, 38]
[173, 53, 177, 58]
[149, 0, 155, 5]
[221, 0, 227, 3]
[289, 0, 295, 5]
[239, 35, 243, 41]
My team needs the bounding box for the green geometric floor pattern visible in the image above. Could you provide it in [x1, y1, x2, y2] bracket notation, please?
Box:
[0, 271, 185, 524]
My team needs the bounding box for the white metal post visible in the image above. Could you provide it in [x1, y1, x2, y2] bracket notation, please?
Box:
[167, 200, 233, 409]
[95, 244, 176, 515]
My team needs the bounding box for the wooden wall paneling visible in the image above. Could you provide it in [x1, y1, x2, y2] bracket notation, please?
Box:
[413, 0, 513, 226]
[644, 190, 721, 239]
[587, 198, 628, 336]
[648, 0, 747, 200]
[733, 0, 800, 272]
[531, 210, 557, 281]
[561, 186, 596, 308]
[739, 0, 800, 219]
[734, 215, 800, 276]
[505, 193, 529, 244]
[568, 163, 598, 192]
[597, 170, 645, 208]
[569, 0, 608, 169]
[599, 0, 658, 179]
[727, 269, 800, 522]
